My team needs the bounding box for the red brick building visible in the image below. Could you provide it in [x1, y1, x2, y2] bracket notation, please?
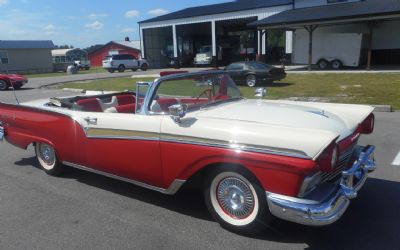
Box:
[88, 40, 141, 66]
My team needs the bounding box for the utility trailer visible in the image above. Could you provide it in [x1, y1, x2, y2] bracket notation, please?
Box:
[292, 33, 367, 70]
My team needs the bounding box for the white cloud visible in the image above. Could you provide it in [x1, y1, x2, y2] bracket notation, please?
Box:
[148, 8, 169, 16]
[120, 28, 135, 33]
[0, 0, 9, 6]
[125, 10, 140, 18]
[85, 21, 103, 30]
[88, 13, 108, 20]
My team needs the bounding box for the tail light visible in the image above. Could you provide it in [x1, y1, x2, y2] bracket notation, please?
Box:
[317, 142, 339, 172]
[360, 113, 375, 134]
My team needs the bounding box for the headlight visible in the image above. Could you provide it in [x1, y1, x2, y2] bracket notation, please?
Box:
[298, 172, 322, 197]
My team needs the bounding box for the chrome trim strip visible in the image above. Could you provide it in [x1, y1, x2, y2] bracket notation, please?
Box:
[62, 161, 186, 195]
[83, 128, 311, 159]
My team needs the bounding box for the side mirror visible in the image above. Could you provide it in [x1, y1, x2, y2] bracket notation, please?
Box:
[254, 87, 267, 99]
[169, 104, 188, 123]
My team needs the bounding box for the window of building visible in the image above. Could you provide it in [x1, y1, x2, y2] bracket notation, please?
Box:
[0, 51, 9, 64]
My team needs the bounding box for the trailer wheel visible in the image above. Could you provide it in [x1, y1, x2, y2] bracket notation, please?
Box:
[317, 59, 329, 70]
[331, 60, 343, 70]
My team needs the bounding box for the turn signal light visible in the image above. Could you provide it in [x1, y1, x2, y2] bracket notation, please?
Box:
[361, 113, 375, 134]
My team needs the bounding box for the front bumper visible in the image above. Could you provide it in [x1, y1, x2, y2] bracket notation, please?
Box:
[266, 145, 376, 226]
[0, 122, 4, 141]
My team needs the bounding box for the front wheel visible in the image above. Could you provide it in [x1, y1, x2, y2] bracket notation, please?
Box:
[204, 167, 271, 234]
[35, 142, 64, 176]
[141, 63, 148, 71]
[118, 65, 126, 72]
[0, 80, 8, 91]
[246, 75, 257, 87]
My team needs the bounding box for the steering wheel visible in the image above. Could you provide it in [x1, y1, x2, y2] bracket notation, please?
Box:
[195, 89, 213, 104]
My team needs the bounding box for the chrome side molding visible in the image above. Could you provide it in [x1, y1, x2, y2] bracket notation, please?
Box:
[62, 161, 186, 195]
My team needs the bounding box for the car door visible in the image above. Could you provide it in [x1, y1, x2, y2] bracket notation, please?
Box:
[73, 111, 164, 187]
[225, 63, 245, 84]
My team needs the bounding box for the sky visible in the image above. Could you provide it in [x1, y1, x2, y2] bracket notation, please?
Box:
[0, 0, 228, 48]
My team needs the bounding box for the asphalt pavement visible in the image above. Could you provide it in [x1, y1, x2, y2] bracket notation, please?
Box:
[0, 87, 399, 250]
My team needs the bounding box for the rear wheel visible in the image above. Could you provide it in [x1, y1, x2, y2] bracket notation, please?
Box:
[35, 142, 64, 176]
[204, 167, 271, 234]
[118, 64, 125, 72]
[0, 80, 8, 91]
[141, 63, 148, 71]
[246, 75, 257, 87]
[317, 59, 330, 70]
[331, 60, 343, 70]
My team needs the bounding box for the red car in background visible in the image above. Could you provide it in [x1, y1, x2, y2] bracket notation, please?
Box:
[0, 74, 28, 91]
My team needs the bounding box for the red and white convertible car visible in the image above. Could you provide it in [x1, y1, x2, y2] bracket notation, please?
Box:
[0, 71, 376, 233]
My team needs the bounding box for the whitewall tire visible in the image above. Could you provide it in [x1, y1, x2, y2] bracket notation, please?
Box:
[204, 167, 271, 234]
[35, 142, 63, 176]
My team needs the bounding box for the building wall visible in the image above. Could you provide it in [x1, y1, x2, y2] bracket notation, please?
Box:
[0, 48, 53, 73]
[88, 43, 141, 66]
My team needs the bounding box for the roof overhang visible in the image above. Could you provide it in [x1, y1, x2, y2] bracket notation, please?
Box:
[255, 13, 400, 30]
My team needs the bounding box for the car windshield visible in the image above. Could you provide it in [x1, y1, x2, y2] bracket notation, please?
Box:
[199, 46, 211, 53]
[104, 56, 112, 61]
[149, 73, 243, 113]
[248, 62, 272, 70]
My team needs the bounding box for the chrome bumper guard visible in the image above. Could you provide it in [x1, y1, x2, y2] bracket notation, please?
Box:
[0, 122, 4, 141]
[266, 145, 376, 226]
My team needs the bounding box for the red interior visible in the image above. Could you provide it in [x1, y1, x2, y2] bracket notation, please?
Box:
[76, 98, 103, 112]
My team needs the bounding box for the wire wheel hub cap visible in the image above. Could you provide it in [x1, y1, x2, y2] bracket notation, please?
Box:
[217, 177, 254, 219]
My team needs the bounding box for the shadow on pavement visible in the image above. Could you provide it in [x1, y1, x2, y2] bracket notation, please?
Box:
[14, 157, 400, 248]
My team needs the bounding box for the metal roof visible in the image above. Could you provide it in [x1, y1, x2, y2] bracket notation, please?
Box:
[0, 40, 54, 49]
[113, 40, 141, 50]
[251, 0, 400, 28]
[139, 0, 293, 24]
[51, 48, 88, 57]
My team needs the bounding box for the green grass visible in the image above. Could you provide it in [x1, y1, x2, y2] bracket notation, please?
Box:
[25, 67, 108, 78]
[60, 73, 400, 110]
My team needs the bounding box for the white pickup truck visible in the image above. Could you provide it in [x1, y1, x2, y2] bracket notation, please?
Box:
[102, 54, 149, 73]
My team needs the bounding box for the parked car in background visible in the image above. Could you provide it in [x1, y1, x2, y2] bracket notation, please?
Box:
[74, 60, 91, 70]
[102, 54, 149, 73]
[225, 61, 286, 87]
[0, 71, 376, 234]
[194, 45, 213, 66]
[0, 74, 28, 91]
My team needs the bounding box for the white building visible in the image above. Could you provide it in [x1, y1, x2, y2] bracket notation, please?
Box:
[139, 0, 400, 69]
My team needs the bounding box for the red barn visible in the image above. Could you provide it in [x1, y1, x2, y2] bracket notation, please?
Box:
[88, 40, 141, 67]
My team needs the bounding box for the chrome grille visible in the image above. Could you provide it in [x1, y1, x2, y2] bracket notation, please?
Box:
[320, 147, 355, 183]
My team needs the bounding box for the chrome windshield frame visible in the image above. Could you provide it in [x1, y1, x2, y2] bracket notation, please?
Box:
[140, 70, 242, 116]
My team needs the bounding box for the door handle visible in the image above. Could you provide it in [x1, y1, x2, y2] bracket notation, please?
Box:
[84, 117, 98, 125]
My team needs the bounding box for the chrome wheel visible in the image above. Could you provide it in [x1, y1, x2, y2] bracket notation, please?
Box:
[217, 177, 254, 219]
[36, 143, 56, 170]
[210, 172, 259, 226]
[331, 60, 343, 70]
[246, 75, 256, 87]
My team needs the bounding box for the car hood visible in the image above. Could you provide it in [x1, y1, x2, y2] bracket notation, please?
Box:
[197, 99, 357, 140]
[162, 99, 373, 159]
